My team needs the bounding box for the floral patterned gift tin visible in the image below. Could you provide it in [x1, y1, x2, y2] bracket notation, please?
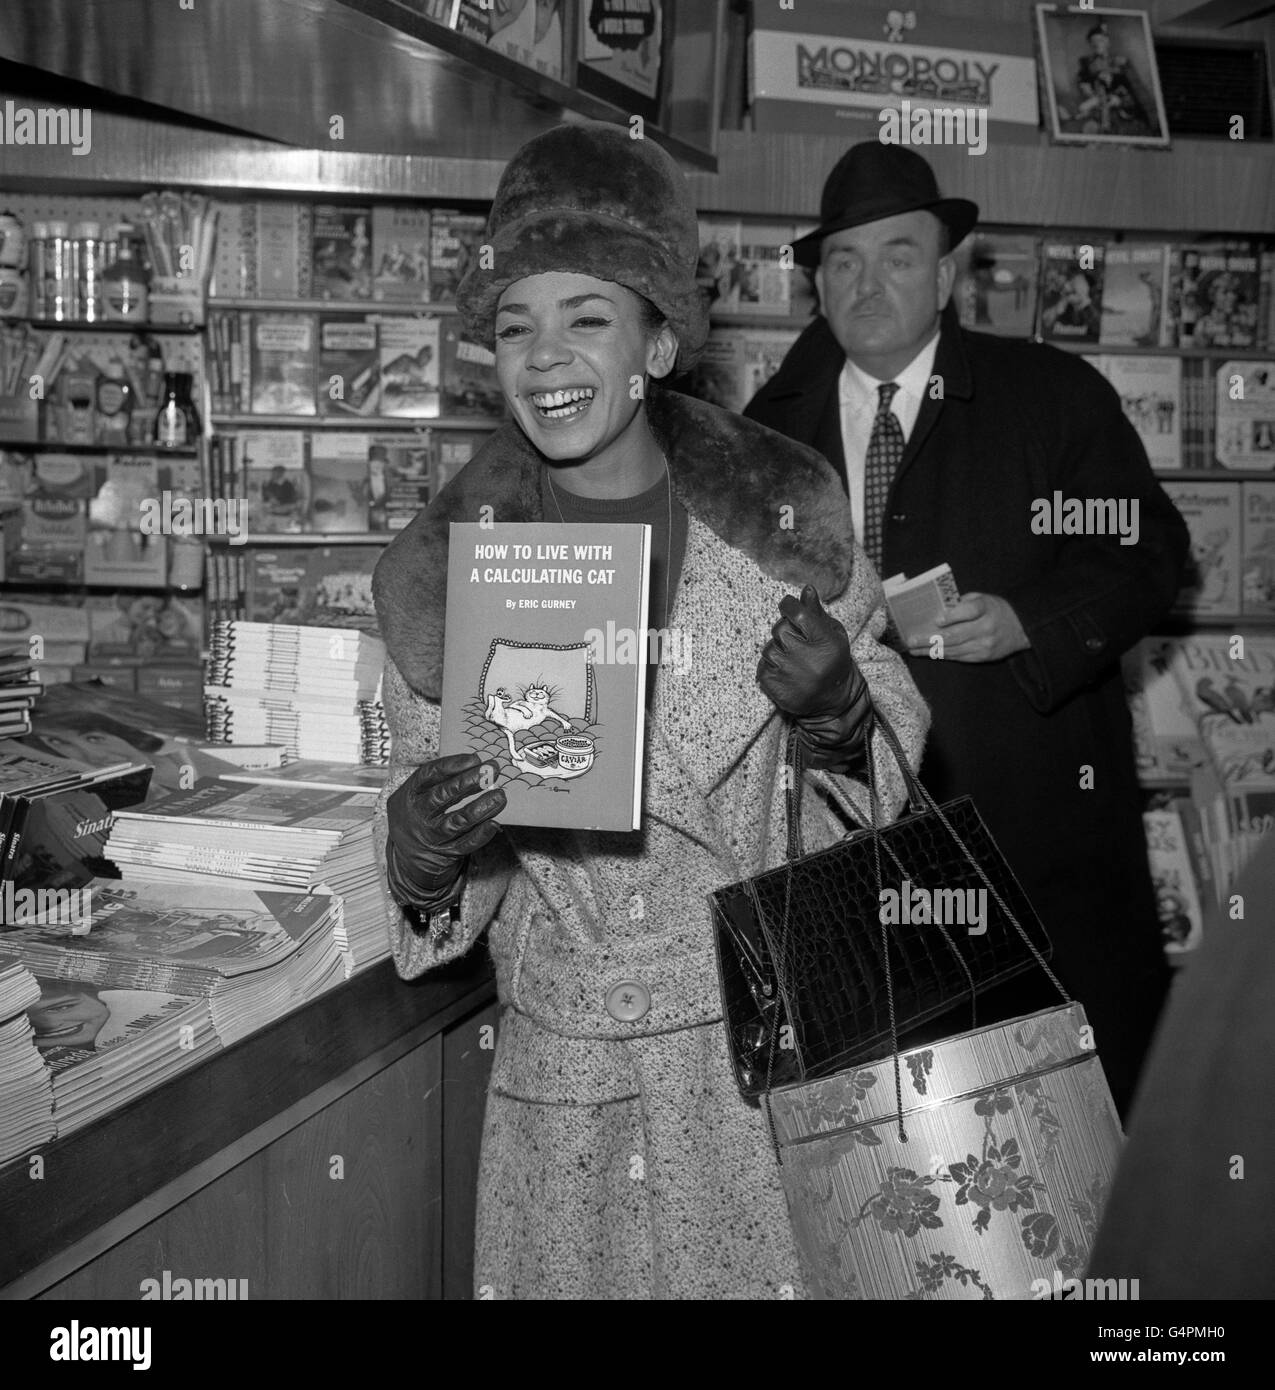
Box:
[767, 1004, 1123, 1300]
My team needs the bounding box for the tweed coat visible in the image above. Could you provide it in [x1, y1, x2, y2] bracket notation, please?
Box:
[745, 305, 1190, 1116]
[371, 387, 928, 1299]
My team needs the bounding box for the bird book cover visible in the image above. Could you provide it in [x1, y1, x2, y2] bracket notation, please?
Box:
[1162, 633, 1275, 790]
[439, 521, 652, 831]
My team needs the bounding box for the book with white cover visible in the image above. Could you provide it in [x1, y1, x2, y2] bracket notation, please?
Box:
[439, 521, 652, 831]
[1094, 353, 1182, 471]
[882, 564, 960, 649]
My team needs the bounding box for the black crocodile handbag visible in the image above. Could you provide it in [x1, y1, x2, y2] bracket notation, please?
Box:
[710, 707, 1064, 1106]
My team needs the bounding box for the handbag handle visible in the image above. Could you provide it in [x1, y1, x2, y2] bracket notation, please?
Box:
[765, 714, 911, 1146]
[785, 703, 1066, 1000]
[786, 705, 928, 862]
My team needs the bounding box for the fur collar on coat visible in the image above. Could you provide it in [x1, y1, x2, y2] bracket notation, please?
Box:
[372, 386, 856, 697]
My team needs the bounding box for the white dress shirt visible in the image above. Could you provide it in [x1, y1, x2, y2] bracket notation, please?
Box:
[838, 330, 941, 547]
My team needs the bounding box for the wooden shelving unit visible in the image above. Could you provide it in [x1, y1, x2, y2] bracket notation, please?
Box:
[212, 413, 500, 430]
[206, 532, 389, 545]
[212, 298, 459, 315]
[28, 320, 204, 335]
[0, 441, 198, 454]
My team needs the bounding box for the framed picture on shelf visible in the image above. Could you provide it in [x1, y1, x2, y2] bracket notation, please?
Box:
[454, 0, 569, 84]
[576, 0, 669, 125]
[1035, 6, 1170, 148]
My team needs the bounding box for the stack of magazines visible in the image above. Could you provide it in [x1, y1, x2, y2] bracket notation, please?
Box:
[2, 881, 346, 1050]
[0, 644, 42, 739]
[15, 681, 285, 806]
[103, 779, 389, 971]
[204, 621, 387, 764]
[19, 961, 215, 1138]
[219, 760, 389, 794]
[0, 955, 54, 1166]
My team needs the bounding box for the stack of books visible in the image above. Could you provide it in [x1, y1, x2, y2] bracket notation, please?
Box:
[203, 621, 387, 764]
[103, 778, 389, 972]
[0, 645, 42, 738]
[0, 955, 55, 1166]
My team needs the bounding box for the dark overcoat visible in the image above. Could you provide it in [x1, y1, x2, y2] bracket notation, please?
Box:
[744, 305, 1191, 1114]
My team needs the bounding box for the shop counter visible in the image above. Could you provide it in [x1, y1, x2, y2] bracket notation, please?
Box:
[0, 954, 498, 1300]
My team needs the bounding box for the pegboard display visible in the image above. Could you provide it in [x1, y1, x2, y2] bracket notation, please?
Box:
[53, 331, 204, 380]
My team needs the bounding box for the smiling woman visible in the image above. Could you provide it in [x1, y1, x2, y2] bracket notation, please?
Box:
[493, 274, 677, 497]
[370, 120, 928, 1300]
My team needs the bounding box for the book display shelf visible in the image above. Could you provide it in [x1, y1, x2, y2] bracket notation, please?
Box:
[199, 196, 503, 631]
[0, 190, 514, 703]
[686, 209, 1275, 967]
[1, 0, 1272, 1293]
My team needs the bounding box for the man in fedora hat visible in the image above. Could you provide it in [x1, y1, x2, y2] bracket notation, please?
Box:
[745, 141, 1189, 1118]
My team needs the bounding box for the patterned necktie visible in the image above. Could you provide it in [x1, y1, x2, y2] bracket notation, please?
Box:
[863, 381, 903, 572]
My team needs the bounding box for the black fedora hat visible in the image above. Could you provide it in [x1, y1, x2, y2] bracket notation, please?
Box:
[792, 142, 979, 268]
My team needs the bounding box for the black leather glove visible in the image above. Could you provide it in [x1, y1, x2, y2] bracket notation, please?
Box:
[385, 752, 506, 910]
[757, 584, 874, 772]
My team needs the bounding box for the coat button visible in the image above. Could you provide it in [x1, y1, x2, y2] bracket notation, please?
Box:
[605, 980, 651, 1022]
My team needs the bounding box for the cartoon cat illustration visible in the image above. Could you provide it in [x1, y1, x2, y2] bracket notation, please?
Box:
[485, 682, 573, 760]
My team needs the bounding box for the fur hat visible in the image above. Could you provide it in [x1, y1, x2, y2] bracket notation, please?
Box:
[456, 121, 708, 367]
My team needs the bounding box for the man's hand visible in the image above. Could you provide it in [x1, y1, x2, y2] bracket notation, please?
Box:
[385, 752, 506, 908]
[906, 592, 1030, 663]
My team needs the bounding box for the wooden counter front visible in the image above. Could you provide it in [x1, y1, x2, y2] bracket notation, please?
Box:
[0, 953, 498, 1301]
